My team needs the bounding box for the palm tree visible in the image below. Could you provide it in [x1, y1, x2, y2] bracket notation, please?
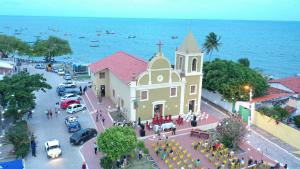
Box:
[203, 32, 222, 61]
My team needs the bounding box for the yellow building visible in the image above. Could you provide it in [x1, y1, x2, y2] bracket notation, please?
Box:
[89, 32, 204, 122]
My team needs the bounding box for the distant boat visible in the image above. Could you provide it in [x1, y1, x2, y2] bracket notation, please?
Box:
[89, 45, 99, 48]
[128, 35, 136, 39]
[90, 40, 99, 42]
[79, 36, 85, 39]
[171, 36, 178, 39]
[64, 33, 72, 36]
[105, 30, 115, 34]
[14, 32, 22, 35]
[97, 34, 101, 36]
[34, 35, 41, 38]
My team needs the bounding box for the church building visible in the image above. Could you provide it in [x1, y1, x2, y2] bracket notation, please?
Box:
[89, 32, 204, 122]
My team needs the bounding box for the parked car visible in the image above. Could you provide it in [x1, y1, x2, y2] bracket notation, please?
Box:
[59, 81, 76, 88]
[64, 73, 72, 80]
[69, 128, 97, 145]
[35, 63, 46, 69]
[44, 139, 62, 159]
[58, 69, 65, 76]
[66, 103, 86, 114]
[65, 116, 81, 133]
[60, 93, 81, 101]
[60, 99, 80, 109]
[57, 86, 81, 96]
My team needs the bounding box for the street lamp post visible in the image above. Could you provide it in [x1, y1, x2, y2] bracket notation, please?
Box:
[244, 85, 254, 128]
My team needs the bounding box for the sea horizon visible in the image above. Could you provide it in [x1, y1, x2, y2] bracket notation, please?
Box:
[1, 15, 300, 78]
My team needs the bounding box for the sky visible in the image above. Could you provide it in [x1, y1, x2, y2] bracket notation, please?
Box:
[0, 0, 300, 21]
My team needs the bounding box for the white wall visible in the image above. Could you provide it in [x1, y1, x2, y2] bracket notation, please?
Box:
[202, 89, 233, 112]
[108, 71, 131, 119]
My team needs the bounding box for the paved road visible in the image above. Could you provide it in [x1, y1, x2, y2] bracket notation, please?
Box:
[23, 64, 95, 169]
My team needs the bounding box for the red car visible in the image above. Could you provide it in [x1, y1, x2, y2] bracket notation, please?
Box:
[60, 100, 80, 109]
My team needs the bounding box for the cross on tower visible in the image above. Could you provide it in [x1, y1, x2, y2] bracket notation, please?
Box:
[156, 41, 164, 53]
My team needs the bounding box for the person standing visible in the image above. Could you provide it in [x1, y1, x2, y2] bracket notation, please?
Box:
[79, 86, 82, 94]
[81, 162, 86, 169]
[94, 142, 98, 155]
[102, 117, 105, 125]
[49, 109, 53, 119]
[31, 140, 36, 157]
[96, 110, 99, 122]
[172, 126, 176, 135]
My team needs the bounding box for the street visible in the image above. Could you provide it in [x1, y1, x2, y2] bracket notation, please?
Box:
[23, 64, 95, 169]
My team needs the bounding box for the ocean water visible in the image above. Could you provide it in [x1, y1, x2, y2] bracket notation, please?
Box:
[0, 16, 300, 78]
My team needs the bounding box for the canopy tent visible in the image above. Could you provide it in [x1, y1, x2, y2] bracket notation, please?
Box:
[0, 159, 24, 169]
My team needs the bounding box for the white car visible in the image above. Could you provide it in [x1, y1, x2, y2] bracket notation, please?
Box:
[57, 69, 65, 76]
[45, 139, 62, 159]
[59, 81, 76, 88]
[60, 93, 81, 101]
[66, 103, 86, 114]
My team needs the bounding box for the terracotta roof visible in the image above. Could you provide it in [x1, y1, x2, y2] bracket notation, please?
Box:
[284, 106, 297, 114]
[251, 93, 294, 103]
[89, 51, 148, 84]
[267, 87, 291, 95]
[178, 32, 202, 54]
[269, 76, 300, 95]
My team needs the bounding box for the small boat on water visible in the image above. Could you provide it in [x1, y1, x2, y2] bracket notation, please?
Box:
[34, 35, 41, 38]
[128, 35, 136, 39]
[89, 45, 99, 48]
[79, 36, 85, 39]
[105, 30, 115, 34]
[90, 40, 99, 42]
[97, 34, 101, 36]
[171, 36, 178, 39]
[14, 32, 22, 35]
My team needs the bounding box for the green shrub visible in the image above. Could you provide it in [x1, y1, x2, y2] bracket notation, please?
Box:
[100, 156, 113, 169]
[5, 120, 30, 157]
[143, 147, 149, 154]
[137, 140, 145, 149]
[294, 116, 300, 128]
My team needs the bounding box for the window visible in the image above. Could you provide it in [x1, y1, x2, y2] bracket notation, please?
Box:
[192, 58, 197, 71]
[99, 72, 105, 79]
[112, 89, 115, 97]
[179, 57, 183, 70]
[170, 87, 177, 97]
[140, 90, 148, 101]
[190, 85, 197, 95]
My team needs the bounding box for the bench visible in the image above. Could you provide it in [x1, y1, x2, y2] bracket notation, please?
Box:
[190, 129, 210, 139]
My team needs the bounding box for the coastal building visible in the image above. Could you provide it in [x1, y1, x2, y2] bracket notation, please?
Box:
[0, 61, 14, 80]
[89, 32, 204, 121]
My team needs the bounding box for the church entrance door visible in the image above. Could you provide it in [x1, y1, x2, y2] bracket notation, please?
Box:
[154, 104, 163, 117]
[188, 100, 195, 113]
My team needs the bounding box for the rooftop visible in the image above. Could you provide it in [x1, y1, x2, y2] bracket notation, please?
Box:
[177, 32, 202, 54]
[269, 76, 300, 95]
[89, 51, 148, 84]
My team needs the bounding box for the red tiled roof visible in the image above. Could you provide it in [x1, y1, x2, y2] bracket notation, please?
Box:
[89, 51, 148, 84]
[284, 105, 297, 114]
[269, 76, 300, 95]
[251, 93, 294, 103]
[267, 87, 291, 95]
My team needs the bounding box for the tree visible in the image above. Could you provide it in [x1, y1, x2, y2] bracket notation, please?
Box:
[203, 32, 222, 61]
[216, 118, 246, 149]
[257, 106, 289, 122]
[97, 126, 137, 161]
[0, 71, 51, 120]
[0, 34, 30, 57]
[5, 120, 30, 158]
[32, 36, 72, 62]
[238, 58, 250, 67]
[203, 59, 268, 102]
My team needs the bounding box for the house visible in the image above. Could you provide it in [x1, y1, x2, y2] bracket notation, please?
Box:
[0, 61, 14, 80]
[89, 32, 204, 121]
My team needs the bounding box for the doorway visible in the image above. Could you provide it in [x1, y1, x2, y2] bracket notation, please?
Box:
[154, 104, 163, 117]
[100, 85, 105, 97]
[188, 100, 195, 112]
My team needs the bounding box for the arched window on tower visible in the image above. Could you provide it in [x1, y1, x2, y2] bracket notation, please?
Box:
[192, 58, 197, 71]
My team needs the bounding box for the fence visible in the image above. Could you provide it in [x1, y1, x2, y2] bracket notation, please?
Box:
[252, 111, 300, 151]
